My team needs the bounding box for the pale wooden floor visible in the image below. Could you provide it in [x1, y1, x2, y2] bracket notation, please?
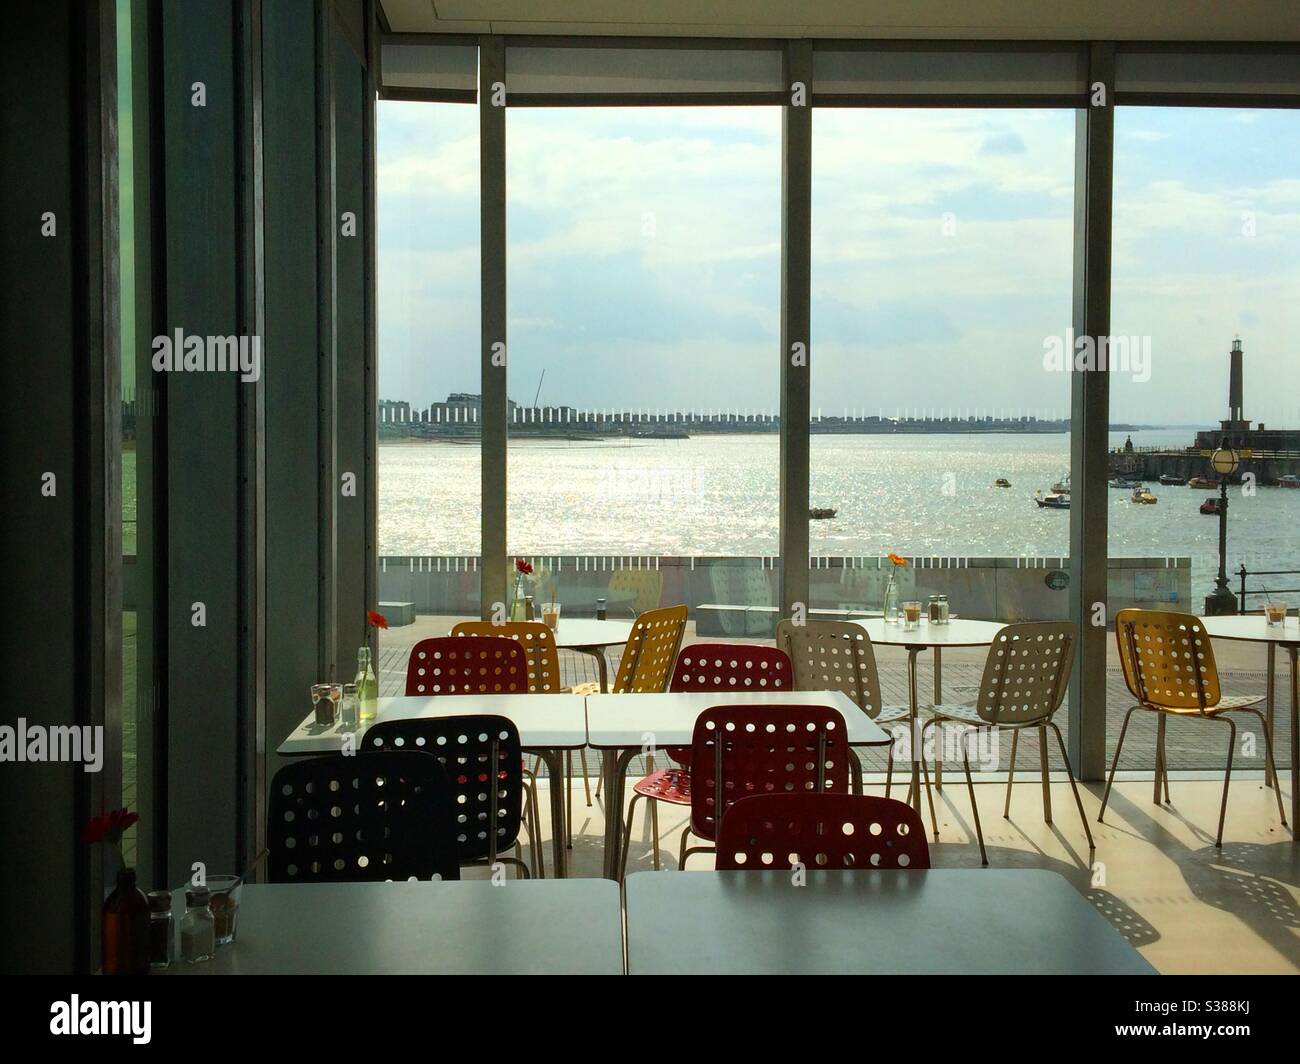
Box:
[492, 773, 1300, 975]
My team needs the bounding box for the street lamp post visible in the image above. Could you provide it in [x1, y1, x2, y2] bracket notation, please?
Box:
[1204, 441, 1240, 615]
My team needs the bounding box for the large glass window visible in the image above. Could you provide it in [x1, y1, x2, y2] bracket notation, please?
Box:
[375, 100, 481, 689]
[505, 106, 781, 657]
[1108, 106, 1300, 770]
[810, 107, 1077, 768]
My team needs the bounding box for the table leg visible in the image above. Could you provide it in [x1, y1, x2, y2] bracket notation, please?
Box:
[1265, 643, 1276, 789]
[532, 749, 568, 878]
[576, 646, 611, 693]
[849, 752, 863, 795]
[933, 647, 943, 790]
[907, 648, 922, 814]
[1289, 647, 1298, 841]
[600, 749, 635, 879]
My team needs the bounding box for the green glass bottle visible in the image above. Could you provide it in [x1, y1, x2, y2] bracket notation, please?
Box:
[355, 646, 378, 722]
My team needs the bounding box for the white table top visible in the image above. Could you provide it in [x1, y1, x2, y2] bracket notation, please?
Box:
[624, 869, 1156, 975]
[550, 618, 633, 649]
[277, 693, 589, 755]
[162, 881, 623, 975]
[585, 689, 892, 749]
[1199, 614, 1300, 646]
[853, 617, 1005, 648]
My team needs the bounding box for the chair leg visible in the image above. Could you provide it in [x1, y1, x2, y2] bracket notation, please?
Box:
[961, 741, 987, 866]
[618, 793, 644, 882]
[1038, 725, 1053, 825]
[1003, 728, 1019, 818]
[1154, 714, 1168, 806]
[530, 776, 545, 878]
[579, 748, 592, 806]
[1215, 717, 1237, 848]
[1238, 707, 1288, 827]
[885, 738, 894, 799]
[649, 795, 661, 871]
[678, 824, 693, 869]
[919, 720, 941, 840]
[565, 750, 573, 850]
[1099, 705, 1140, 823]
[1049, 720, 1095, 851]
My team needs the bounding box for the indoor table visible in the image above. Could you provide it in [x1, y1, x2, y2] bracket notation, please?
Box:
[161, 880, 622, 975]
[624, 869, 1156, 975]
[278, 692, 587, 876]
[1200, 613, 1299, 839]
[851, 617, 1006, 814]
[587, 689, 893, 878]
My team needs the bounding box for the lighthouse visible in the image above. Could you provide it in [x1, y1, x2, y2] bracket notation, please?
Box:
[1220, 337, 1250, 433]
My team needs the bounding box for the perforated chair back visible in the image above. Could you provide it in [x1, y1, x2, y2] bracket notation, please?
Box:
[776, 619, 886, 718]
[608, 568, 664, 616]
[450, 621, 562, 693]
[1115, 608, 1221, 713]
[669, 643, 793, 694]
[688, 703, 851, 841]
[363, 714, 524, 864]
[971, 621, 1075, 725]
[610, 604, 689, 693]
[267, 750, 460, 883]
[717, 794, 930, 871]
[405, 635, 528, 697]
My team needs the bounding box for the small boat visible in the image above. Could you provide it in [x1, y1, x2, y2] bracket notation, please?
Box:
[1188, 476, 1216, 489]
[1200, 498, 1220, 515]
[1159, 473, 1187, 486]
[1279, 474, 1300, 489]
[809, 507, 837, 520]
[1051, 473, 1071, 494]
[994, 478, 1011, 488]
[1035, 490, 1070, 509]
[1131, 488, 1158, 504]
[1109, 476, 1142, 489]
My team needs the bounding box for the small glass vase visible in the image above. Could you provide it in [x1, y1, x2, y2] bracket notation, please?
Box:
[102, 868, 150, 975]
[882, 573, 899, 624]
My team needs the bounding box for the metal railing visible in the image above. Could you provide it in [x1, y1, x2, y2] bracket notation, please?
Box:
[1237, 564, 1300, 612]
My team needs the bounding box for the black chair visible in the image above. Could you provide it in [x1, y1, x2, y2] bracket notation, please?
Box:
[267, 750, 460, 883]
[363, 715, 532, 877]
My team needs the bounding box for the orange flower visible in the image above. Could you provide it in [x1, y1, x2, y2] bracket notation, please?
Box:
[888, 553, 909, 568]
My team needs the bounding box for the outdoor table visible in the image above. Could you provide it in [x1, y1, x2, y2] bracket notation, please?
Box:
[161, 880, 622, 975]
[551, 618, 633, 693]
[851, 617, 1006, 814]
[1200, 613, 1300, 839]
[277, 693, 588, 876]
[623, 869, 1156, 975]
[586, 689, 893, 879]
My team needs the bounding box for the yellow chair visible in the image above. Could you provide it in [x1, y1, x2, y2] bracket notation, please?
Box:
[607, 568, 664, 617]
[923, 621, 1092, 865]
[451, 620, 592, 848]
[1100, 609, 1287, 847]
[588, 605, 689, 834]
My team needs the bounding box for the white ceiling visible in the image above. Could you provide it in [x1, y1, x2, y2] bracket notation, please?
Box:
[378, 1, 1300, 41]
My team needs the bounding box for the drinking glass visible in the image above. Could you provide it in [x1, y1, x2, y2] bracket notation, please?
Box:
[902, 601, 922, 631]
[542, 602, 561, 632]
[206, 875, 242, 946]
[1266, 602, 1287, 627]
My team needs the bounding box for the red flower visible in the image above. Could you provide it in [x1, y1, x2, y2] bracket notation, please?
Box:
[515, 559, 533, 575]
[367, 609, 389, 631]
[83, 808, 139, 845]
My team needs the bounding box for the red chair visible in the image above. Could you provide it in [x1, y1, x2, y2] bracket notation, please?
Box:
[620, 645, 794, 873]
[716, 794, 930, 871]
[401, 636, 541, 875]
[405, 635, 528, 696]
[619, 702, 849, 879]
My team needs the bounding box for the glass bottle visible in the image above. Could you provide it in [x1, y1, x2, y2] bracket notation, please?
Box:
[147, 889, 174, 969]
[355, 646, 378, 723]
[595, 597, 607, 621]
[102, 868, 150, 975]
[339, 681, 360, 730]
[524, 594, 535, 621]
[181, 887, 215, 964]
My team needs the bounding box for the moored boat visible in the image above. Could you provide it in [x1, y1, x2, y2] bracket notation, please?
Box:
[1188, 476, 1216, 489]
[994, 478, 1011, 488]
[1035, 490, 1070, 509]
[1279, 474, 1300, 489]
[1200, 498, 1220, 515]
[1158, 473, 1187, 486]
[809, 507, 837, 520]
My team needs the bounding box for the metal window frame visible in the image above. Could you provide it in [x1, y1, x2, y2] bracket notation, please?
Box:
[373, 32, 1300, 779]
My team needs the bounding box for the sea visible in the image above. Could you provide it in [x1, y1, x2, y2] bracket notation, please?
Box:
[377, 428, 1300, 607]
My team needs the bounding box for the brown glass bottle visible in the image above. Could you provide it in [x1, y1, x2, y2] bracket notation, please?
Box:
[102, 868, 150, 975]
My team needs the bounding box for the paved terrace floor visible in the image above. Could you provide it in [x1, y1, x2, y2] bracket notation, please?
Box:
[379, 614, 1295, 777]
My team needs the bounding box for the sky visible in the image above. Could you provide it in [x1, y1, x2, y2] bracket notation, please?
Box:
[377, 102, 1300, 428]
